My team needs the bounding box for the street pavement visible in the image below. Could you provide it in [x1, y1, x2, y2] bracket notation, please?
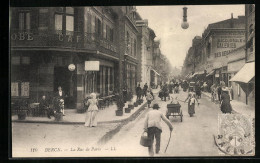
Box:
[12, 122, 120, 157]
[99, 89, 222, 157]
[12, 88, 253, 157]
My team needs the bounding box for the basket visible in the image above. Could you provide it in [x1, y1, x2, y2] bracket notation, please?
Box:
[140, 132, 151, 147]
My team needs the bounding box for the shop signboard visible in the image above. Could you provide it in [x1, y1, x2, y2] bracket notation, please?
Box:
[85, 61, 100, 71]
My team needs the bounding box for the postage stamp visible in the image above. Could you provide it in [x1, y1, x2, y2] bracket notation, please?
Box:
[214, 114, 255, 156]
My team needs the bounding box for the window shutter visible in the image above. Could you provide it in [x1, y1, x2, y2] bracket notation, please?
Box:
[31, 9, 38, 31]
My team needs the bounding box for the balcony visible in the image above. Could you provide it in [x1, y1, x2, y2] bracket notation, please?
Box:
[10, 29, 118, 55]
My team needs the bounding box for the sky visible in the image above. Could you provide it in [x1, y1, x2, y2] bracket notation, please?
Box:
[136, 5, 245, 69]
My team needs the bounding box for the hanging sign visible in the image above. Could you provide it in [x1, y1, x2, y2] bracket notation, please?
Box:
[85, 61, 100, 71]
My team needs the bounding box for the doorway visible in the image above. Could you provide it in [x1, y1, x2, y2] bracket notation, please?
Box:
[54, 66, 76, 108]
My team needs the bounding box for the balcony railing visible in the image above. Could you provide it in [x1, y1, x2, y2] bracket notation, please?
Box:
[10, 29, 118, 53]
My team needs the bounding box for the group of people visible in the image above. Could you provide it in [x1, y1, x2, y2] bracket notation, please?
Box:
[210, 81, 233, 114]
[39, 86, 99, 127]
[158, 82, 180, 101]
[39, 86, 66, 119]
[136, 83, 155, 108]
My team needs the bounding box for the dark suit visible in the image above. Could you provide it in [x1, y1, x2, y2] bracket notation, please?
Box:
[39, 99, 53, 118]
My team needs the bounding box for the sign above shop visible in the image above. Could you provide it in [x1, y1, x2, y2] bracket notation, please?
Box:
[85, 61, 100, 71]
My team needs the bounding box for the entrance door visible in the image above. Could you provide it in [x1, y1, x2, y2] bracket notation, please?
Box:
[54, 66, 75, 108]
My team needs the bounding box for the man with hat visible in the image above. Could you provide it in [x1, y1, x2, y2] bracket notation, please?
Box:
[144, 103, 173, 156]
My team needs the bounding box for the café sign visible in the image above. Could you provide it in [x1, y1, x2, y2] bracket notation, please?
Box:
[11, 32, 34, 41]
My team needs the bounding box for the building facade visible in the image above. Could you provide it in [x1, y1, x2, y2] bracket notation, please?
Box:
[229, 4, 255, 107]
[11, 7, 124, 108]
[183, 15, 246, 88]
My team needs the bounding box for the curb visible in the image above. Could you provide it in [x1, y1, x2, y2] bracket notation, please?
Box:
[12, 102, 148, 125]
[97, 101, 147, 145]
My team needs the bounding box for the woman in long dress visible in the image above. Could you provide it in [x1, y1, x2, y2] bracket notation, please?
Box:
[220, 87, 232, 114]
[184, 91, 199, 117]
[85, 93, 99, 127]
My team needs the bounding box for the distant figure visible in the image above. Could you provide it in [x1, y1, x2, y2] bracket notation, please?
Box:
[146, 90, 154, 108]
[143, 83, 148, 97]
[85, 93, 99, 127]
[143, 103, 173, 156]
[217, 85, 222, 102]
[184, 90, 199, 117]
[39, 95, 53, 119]
[220, 87, 232, 114]
[55, 86, 66, 116]
[136, 84, 142, 100]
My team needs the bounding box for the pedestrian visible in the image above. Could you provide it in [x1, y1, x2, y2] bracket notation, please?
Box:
[54, 86, 66, 116]
[39, 95, 53, 119]
[203, 82, 208, 92]
[85, 93, 99, 127]
[210, 84, 216, 102]
[184, 91, 199, 117]
[136, 84, 142, 100]
[162, 83, 169, 101]
[195, 82, 201, 99]
[143, 83, 148, 97]
[220, 87, 233, 114]
[146, 90, 154, 108]
[143, 103, 173, 156]
[217, 84, 222, 102]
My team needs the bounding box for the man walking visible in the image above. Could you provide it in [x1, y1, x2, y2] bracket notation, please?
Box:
[144, 103, 173, 156]
[136, 84, 142, 100]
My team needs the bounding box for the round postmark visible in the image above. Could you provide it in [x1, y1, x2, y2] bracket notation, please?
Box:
[214, 114, 254, 156]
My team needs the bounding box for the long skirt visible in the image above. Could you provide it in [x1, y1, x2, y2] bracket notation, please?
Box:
[85, 110, 98, 127]
[188, 101, 195, 115]
[221, 102, 232, 114]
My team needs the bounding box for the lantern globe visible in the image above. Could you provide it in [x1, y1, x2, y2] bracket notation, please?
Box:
[181, 22, 189, 29]
[68, 64, 76, 71]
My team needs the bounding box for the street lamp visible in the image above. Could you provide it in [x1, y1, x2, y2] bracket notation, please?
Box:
[181, 7, 189, 29]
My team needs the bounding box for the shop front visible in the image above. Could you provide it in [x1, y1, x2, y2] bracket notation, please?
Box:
[11, 51, 78, 109]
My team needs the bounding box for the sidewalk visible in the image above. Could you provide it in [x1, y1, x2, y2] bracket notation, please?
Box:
[201, 91, 255, 118]
[12, 95, 148, 124]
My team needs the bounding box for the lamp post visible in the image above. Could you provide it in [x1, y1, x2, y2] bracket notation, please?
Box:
[181, 7, 189, 29]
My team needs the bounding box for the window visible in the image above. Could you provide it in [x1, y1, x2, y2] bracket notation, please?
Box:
[134, 39, 137, 57]
[39, 8, 49, 29]
[12, 56, 30, 65]
[54, 7, 74, 35]
[110, 28, 114, 42]
[207, 42, 211, 58]
[95, 18, 102, 37]
[19, 12, 31, 31]
[106, 25, 109, 40]
[55, 14, 63, 31]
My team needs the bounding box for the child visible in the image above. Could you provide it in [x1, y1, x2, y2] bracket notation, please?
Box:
[146, 90, 154, 108]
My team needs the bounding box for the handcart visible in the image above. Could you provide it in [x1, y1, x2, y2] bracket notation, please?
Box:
[166, 103, 183, 122]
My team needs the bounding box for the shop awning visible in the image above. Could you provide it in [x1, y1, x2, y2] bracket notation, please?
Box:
[151, 69, 160, 76]
[229, 62, 255, 83]
[206, 70, 214, 77]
